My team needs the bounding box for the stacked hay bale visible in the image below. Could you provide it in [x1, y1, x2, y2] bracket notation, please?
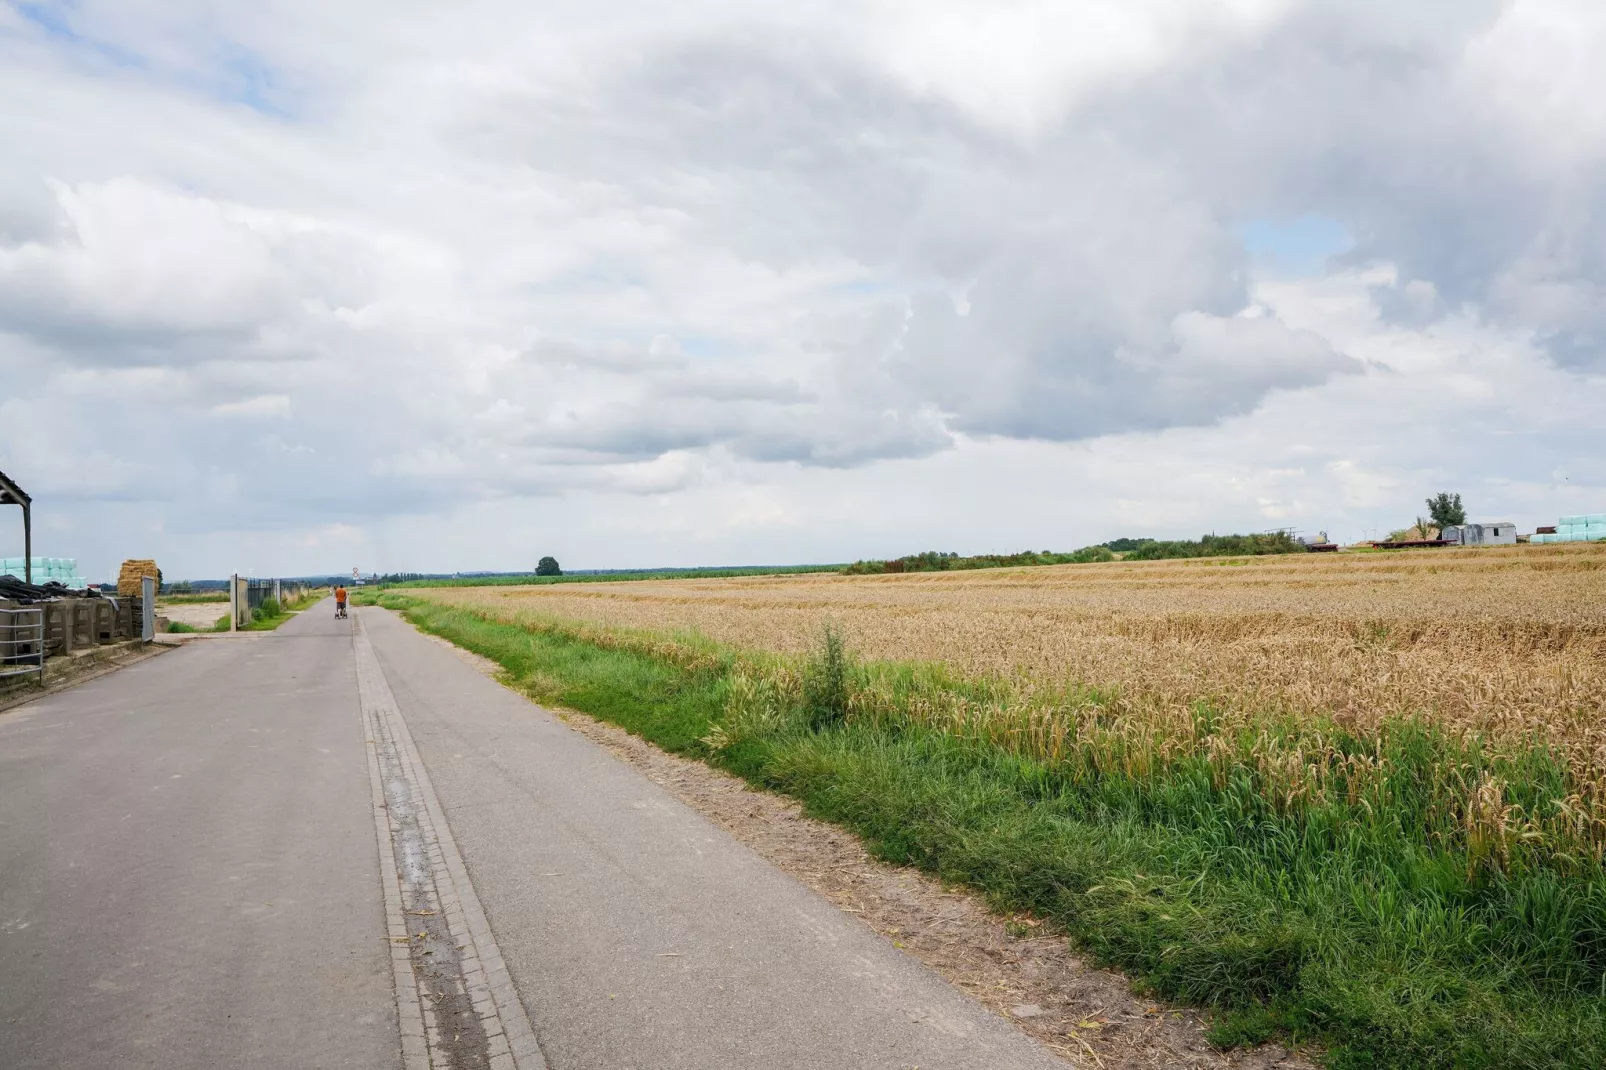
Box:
[117, 559, 160, 596]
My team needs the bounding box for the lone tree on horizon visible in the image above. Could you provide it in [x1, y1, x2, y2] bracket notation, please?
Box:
[1426, 492, 1466, 529]
[536, 556, 561, 577]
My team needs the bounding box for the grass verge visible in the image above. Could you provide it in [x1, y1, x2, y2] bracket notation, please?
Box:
[360, 591, 1606, 1070]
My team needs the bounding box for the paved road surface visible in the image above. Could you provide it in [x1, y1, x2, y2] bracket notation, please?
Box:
[0, 607, 395, 1070]
[0, 600, 1068, 1069]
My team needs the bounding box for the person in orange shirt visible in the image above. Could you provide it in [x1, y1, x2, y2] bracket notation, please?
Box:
[334, 585, 348, 619]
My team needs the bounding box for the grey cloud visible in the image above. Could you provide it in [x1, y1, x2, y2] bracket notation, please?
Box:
[516, 388, 949, 469]
[652, 370, 812, 404]
[523, 339, 688, 374]
[1079, 2, 1606, 368]
[466, 26, 1369, 443]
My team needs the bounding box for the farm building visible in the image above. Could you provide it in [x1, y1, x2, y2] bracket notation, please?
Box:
[1441, 522, 1517, 546]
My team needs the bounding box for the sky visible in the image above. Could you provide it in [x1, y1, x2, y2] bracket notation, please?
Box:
[2, 0, 1604, 581]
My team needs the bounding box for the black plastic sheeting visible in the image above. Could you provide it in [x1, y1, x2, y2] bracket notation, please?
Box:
[0, 576, 105, 603]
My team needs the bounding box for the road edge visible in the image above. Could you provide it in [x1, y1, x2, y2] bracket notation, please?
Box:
[354, 611, 548, 1070]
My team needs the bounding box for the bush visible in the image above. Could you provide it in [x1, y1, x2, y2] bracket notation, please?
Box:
[166, 621, 197, 633]
[253, 598, 282, 621]
[1123, 533, 1306, 560]
[844, 546, 1117, 575]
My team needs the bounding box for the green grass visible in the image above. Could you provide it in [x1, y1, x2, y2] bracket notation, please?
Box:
[165, 621, 198, 633]
[159, 591, 230, 604]
[239, 597, 304, 631]
[203, 606, 297, 632]
[364, 591, 1606, 1069]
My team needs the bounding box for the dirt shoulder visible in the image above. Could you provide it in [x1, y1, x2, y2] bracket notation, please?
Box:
[421, 632, 1311, 1070]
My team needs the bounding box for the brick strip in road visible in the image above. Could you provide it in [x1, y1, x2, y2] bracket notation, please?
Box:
[354, 614, 546, 1070]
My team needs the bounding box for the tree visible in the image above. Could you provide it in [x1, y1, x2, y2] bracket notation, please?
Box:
[536, 556, 561, 577]
[1425, 492, 1466, 529]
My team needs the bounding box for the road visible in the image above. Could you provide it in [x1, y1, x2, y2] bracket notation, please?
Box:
[0, 600, 1068, 1070]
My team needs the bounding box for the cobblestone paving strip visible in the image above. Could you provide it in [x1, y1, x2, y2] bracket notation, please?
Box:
[355, 613, 547, 1070]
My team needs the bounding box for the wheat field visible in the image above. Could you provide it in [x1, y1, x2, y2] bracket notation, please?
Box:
[419, 545, 1606, 741]
[417, 544, 1606, 860]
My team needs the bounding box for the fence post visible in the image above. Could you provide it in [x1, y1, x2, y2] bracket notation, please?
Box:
[141, 575, 155, 641]
[230, 573, 238, 633]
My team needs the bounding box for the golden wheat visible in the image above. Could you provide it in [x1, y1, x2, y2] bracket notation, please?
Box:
[421, 546, 1604, 732]
[417, 544, 1606, 857]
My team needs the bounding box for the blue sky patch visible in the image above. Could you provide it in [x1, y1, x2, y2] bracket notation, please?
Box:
[1238, 214, 1353, 276]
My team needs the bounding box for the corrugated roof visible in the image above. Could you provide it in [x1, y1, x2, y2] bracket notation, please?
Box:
[0, 468, 30, 506]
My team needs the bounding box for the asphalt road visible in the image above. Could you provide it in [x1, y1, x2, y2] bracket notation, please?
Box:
[0, 600, 1068, 1070]
[0, 607, 396, 1070]
[362, 607, 1066, 1070]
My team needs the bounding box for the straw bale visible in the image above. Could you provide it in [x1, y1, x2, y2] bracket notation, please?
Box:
[117, 559, 159, 597]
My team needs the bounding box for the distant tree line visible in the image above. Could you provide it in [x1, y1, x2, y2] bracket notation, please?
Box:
[844, 533, 1306, 575]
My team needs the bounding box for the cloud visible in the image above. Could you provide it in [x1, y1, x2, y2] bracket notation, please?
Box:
[2, 0, 1604, 577]
[211, 393, 290, 417]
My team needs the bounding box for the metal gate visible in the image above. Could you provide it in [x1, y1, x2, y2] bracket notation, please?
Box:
[0, 606, 45, 684]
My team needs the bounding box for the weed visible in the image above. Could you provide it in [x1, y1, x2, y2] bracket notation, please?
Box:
[802, 624, 852, 730]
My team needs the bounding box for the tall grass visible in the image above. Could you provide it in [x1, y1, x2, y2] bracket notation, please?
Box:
[370, 590, 1606, 1069]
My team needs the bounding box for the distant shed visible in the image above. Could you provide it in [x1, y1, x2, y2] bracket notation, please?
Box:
[1441, 522, 1517, 546]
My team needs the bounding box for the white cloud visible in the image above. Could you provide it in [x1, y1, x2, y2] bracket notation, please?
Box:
[1, 0, 1603, 578]
[211, 394, 290, 417]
